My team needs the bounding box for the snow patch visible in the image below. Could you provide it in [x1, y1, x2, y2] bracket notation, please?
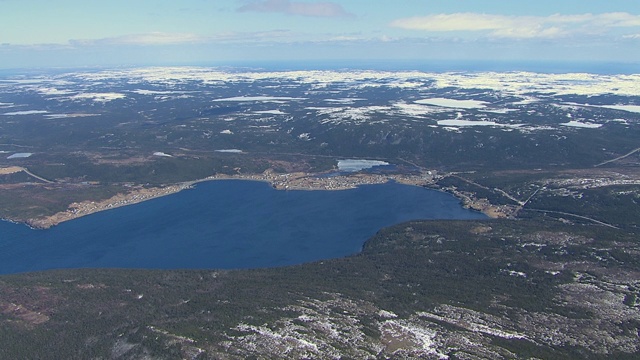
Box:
[379, 320, 446, 359]
[415, 98, 488, 109]
[213, 96, 306, 102]
[44, 113, 100, 119]
[71, 93, 125, 102]
[36, 87, 74, 96]
[378, 310, 398, 319]
[7, 153, 33, 159]
[255, 110, 287, 115]
[437, 119, 521, 128]
[338, 159, 389, 172]
[131, 89, 189, 95]
[153, 152, 173, 157]
[298, 133, 311, 141]
[324, 98, 366, 104]
[3, 110, 48, 116]
[560, 121, 603, 129]
[393, 102, 445, 116]
[599, 105, 640, 113]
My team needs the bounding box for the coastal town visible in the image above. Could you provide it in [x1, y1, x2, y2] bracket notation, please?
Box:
[0, 158, 557, 230]
[18, 167, 521, 229]
[212, 169, 436, 191]
[23, 170, 432, 229]
[25, 183, 194, 229]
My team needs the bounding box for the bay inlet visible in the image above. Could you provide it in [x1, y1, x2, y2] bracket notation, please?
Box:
[0, 180, 486, 274]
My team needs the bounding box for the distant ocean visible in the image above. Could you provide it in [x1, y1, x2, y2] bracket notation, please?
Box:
[0, 180, 486, 274]
[2, 60, 637, 78]
[205, 59, 640, 75]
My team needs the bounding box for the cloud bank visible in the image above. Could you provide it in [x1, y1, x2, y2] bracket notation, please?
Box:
[238, 0, 353, 18]
[68, 30, 297, 47]
[390, 12, 640, 39]
[73, 32, 204, 46]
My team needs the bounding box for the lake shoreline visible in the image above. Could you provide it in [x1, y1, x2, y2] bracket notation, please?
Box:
[0, 176, 489, 274]
[10, 169, 507, 230]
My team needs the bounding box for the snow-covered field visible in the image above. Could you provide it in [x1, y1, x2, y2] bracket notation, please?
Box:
[415, 98, 488, 109]
[337, 159, 390, 172]
[2, 66, 638, 133]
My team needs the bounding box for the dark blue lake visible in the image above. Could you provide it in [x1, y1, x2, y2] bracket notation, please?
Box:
[0, 180, 486, 274]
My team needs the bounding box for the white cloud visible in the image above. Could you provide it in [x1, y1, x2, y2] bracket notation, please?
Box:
[591, 12, 640, 27]
[71, 32, 205, 46]
[390, 12, 640, 39]
[69, 30, 297, 47]
[238, 0, 353, 18]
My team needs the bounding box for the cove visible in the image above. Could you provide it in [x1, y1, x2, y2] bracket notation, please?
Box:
[0, 180, 486, 274]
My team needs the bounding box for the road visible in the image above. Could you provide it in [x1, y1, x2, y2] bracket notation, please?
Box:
[522, 209, 620, 229]
[595, 147, 640, 167]
[23, 168, 55, 183]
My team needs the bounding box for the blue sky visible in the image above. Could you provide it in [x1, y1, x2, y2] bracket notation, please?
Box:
[2, 0, 640, 68]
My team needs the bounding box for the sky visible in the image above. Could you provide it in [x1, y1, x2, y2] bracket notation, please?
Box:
[1, 0, 640, 69]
